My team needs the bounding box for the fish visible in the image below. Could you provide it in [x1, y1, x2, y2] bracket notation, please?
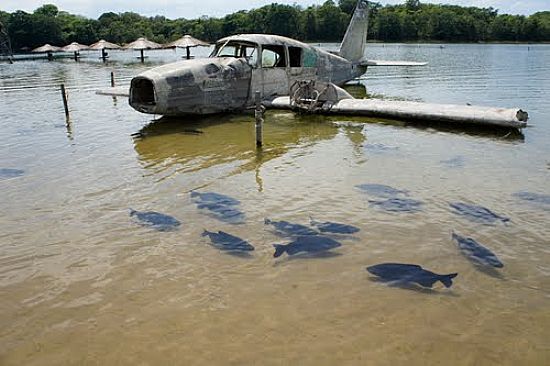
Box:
[0, 168, 25, 179]
[129, 209, 181, 231]
[451, 231, 503, 268]
[202, 230, 254, 252]
[181, 129, 204, 135]
[369, 198, 423, 213]
[366, 263, 458, 288]
[190, 191, 240, 206]
[273, 235, 342, 258]
[310, 218, 360, 234]
[440, 156, 465, 168]
[449, 202, 509, 224]
[265, 218, 319, 237]
[355, 183, 408, 198]
[513, 191, 550, 206]
[197, 202, 245, 224]
[364, 143, 399, 153]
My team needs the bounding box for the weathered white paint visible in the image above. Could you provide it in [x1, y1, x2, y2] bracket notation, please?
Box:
[266, 96, 528, 129]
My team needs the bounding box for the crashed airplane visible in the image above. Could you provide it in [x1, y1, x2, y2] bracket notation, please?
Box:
[126, 0, 527, 128]
[129, 0, 416, 116]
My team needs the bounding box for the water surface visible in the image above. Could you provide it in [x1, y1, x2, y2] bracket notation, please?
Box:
[1, 44, 549, 365]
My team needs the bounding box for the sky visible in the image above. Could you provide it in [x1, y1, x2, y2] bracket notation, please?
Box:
[1, 0, 548, 19]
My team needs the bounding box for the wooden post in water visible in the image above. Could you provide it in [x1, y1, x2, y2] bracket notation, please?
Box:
[110, 71, 115, 87]
[254, 90, 264, 148]
[60, 84, 69, 119]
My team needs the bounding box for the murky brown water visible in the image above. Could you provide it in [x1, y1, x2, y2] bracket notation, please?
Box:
[1, 44, 550, 365]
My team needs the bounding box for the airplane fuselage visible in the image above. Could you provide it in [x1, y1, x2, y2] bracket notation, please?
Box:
[129, 34, 367, 116]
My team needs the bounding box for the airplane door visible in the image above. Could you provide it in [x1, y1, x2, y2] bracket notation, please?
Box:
[288, 46, 316, 87]
[252, 45, 289, 99]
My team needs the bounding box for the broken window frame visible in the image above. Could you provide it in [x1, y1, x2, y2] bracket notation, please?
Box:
[260, 44, 287, 69]
[288, 46, 303, 68]
[210, 41, 259, 67]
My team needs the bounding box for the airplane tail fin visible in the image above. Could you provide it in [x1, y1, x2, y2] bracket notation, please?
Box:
[339, 0, 369, 62]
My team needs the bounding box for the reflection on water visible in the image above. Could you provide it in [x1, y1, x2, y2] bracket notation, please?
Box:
[133, 113, 357, 190]
[1, 45, 550, 365]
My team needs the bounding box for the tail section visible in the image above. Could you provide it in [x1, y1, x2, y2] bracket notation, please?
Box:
[129, 208, 137, 216]
[201, 229, 210, 237]
[273, 244, 287, 258]
[339, 0, 369, 62]
[265, 218, 272, 225]
[439, 273, 458, 288]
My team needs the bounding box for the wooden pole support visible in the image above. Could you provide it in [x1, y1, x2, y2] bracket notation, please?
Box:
[110, 71, 115, 87]
[60, 84, 69, 119]
[254, 90, 264, 148]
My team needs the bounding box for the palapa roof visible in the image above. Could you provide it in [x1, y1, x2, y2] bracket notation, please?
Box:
[32, 44, 62, 53]
[89, 39, 121, 50]
[62, 42, 89, 52]
[123, 37, 162, 50]
[164, 35, 209, 48]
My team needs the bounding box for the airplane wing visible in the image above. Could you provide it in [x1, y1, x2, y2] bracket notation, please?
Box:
[361, 59, 427, 66]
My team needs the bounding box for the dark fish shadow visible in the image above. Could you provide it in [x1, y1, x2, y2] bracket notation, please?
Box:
[223, 251, 254, 259]
[368, 277, 460, 297]
[440, 155, 465, 168]
[131, 220, 180, 232]
[323, 234, 360, 242]
[267, 230, 320, 239]
[199, 211, 246, 225]
[471, 263, 506, 280]
[272, 251, 342, 266]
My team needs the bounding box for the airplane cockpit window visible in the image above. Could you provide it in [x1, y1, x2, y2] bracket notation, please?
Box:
[261, 45, 286, 68]
[210, 41, 258, 66]
[288, 47, 302, 67]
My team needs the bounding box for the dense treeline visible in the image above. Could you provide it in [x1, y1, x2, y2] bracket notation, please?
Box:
[1, 0, 549, 51]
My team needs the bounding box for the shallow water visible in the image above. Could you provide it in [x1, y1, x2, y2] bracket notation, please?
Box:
[1, 44, 549, 365]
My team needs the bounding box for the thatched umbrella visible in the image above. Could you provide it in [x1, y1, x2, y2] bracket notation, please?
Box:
[165, 35, 210, 59]
[123, 37, 162, 62]
[62, 42, 89, 61]
[89, 39, 121, 61]
[32, 44, 61, 61]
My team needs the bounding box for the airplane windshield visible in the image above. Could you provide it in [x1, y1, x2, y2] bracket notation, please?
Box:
[210, 41, 258, 66]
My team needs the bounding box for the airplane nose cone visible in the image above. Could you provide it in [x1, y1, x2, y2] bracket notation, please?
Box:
[130, 77, 156, 113]
[129, 58, 252, 116]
